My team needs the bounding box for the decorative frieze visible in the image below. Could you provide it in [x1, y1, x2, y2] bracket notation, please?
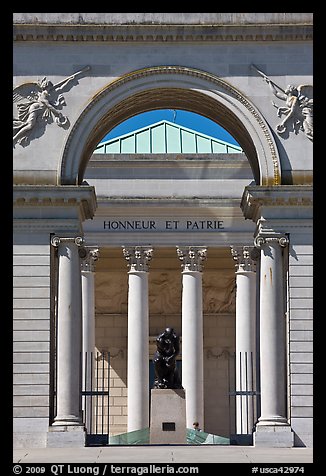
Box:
[176, 246, 207, 272]
[122, 246, 153, 272]
[13, 23, 313, 43]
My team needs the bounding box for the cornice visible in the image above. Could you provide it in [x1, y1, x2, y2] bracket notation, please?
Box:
[241, 185, 313, 222]
[95, 197, 244, 214]
[13, 185, 97, 221]
[13, 23, 313, 43]
[13, 218, 82, 234]
[88, 153, 248, 168]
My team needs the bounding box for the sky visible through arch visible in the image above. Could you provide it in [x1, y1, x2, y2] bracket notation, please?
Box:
[100, 109, 240, 146]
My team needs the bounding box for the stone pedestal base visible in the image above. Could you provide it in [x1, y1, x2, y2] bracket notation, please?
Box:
[47, 425, 86, 447]
[254, 424, 294, 447]
[150, 389, 186, 445]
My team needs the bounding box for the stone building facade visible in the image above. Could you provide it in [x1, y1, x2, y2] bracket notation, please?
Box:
[13, 13, 313, 449]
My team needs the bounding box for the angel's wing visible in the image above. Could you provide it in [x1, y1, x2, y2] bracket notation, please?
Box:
[13, 82, 40, 104]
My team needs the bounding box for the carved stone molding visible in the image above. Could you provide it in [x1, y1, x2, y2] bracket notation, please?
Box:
[253, 234, 289, 249]
[51, 235, 84, 248]
[80, 247, 99, 272]
[51, 235, 86, 260]
[13, 23, 313, 43]
[13, 185, 97, 222]
[230, 246, 256, 272]
[241, 185, 313, 222]
[176, 246, 207, 272]
[122, 246, 153, 272]
[206, 347, 231, 360]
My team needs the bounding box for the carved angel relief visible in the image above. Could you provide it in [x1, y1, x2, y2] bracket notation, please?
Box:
[203, 274, 236, 314]
[13, 66, 90, 147]
[149, 272, 181, 314]
[251, 64, 313, 141]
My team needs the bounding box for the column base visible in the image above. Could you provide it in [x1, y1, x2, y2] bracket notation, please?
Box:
[52, 416, 82, 426]
[47, 424, 86, 448]
[253, 423, 294, 447]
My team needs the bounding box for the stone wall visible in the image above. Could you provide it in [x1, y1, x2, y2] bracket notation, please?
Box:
[13, 15, 313, 186]
[13, 237, 52, 448]
[288, 242, 313, 447]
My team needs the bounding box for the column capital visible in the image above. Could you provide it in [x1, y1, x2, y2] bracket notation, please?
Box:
[176, 246, 207, 272]
[51, 235, 84, 248]
[254, 233, 289, 249]
[231, 245, 256, 272]
[122, 246, 153, 272]
[80, 247, 99, 272]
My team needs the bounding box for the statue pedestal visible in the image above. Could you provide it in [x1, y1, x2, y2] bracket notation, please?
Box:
[150, 389, 186, 444]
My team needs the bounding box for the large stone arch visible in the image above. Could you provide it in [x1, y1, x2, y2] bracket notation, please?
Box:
[60, 66, 281, 186]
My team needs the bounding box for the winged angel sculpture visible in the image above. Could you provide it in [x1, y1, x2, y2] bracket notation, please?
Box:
[251, 64, 313, 141]
[13, 66, 90, 146]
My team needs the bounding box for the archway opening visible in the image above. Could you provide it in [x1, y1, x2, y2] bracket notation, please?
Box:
[78, 88, 258, 183]
[94, 109, 243, 156]
[95, 109, 240, 153]
[83, 102, 256, 441]
[61, 66, 281, 186]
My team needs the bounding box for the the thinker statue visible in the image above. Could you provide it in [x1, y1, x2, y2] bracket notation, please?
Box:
[153, 327, 183, 389]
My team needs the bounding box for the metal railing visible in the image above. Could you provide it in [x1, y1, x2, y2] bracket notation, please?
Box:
[81, 351, 110, 445]
[228, 351, 260, 443]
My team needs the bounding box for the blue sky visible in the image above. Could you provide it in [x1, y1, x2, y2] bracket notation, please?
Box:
[100, 109, 240, 146]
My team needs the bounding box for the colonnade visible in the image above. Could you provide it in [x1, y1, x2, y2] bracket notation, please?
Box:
[50, 235, 291, 440]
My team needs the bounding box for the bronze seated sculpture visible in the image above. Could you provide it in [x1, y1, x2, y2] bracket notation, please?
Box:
[152, 327, 183, 389]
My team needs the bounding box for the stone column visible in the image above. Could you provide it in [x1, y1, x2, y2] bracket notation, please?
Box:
[123, 246, 153, 432]
[253, 234, 293, 446]
[231, 246, 257, 435]
[50, 236, 85, 435]
[176, 246, 207, 430]
[80, 247, 99, 431]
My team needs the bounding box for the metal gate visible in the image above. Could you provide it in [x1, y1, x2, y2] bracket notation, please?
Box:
[80, 351, 259, 446]
[81, 351, 110, 446]
[228, 351, 260, 445]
